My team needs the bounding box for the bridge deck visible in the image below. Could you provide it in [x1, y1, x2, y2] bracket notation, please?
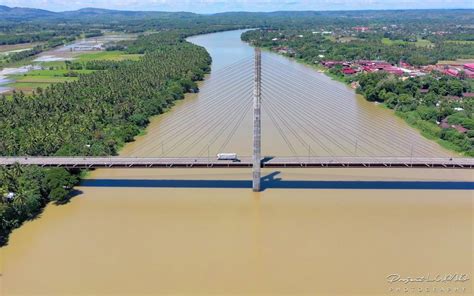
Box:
[0, 156, 473, 169]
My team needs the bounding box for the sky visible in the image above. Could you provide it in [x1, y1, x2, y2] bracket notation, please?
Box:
[0, 0, 472, 13]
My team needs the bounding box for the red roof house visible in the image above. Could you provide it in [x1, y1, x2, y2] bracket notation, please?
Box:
[439, 119, 450, 129]
[464, 63, 474, 72]
[342, 68, 357, 75]
[463, 69, 474, 79]
[353, 26, 370, 32]
[454, 125, 468, 133]
[439, 119, 469, 133]
[443, 69, 459, 77]
[363, 66, 376, 72]
[322, 61, 345, 68]
[384, 67, 404, 76]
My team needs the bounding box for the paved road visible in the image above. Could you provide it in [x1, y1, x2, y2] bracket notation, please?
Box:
[0, 156, 473, 169]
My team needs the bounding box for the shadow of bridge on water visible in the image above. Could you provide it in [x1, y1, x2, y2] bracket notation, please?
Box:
[80, 171, 474, 191]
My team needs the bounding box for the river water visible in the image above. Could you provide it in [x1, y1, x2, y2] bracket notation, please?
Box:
[1, 30, 472, 295]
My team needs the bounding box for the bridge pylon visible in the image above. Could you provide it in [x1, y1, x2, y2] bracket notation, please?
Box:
[253, 48, 262, 192]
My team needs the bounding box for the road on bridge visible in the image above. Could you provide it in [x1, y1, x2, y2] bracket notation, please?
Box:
[1, 156, 473, 169]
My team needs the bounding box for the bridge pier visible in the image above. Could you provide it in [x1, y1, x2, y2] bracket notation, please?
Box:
[253, 48, 262, 192]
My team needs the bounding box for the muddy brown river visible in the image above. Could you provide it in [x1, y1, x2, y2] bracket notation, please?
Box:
[1, 30, 472, 295]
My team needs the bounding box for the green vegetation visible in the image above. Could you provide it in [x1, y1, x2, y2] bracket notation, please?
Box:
[356, 73, 473, 155]
[5, 69, 90, 94]
[0, 165, 78, 246]
[381, 37, 406, 45]
[242, 29, 473, 66]
[322, 65, 473, 155]
[446, 40, 474, 45]
[76, 51, 143, 62]
[0, 31, 211, 246]
[382, 37, 433, 47]
[22, 69, 95, 76]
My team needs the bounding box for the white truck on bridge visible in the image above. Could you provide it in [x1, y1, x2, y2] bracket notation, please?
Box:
[217, 153, 239, 161]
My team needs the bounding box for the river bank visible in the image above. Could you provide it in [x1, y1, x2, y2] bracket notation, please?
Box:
[241, 31, 473, 157]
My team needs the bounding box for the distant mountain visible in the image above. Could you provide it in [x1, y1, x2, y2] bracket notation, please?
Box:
[0, 5, 57, 20]
[0, 5, 197, 21]
[0, 5, 472, 23]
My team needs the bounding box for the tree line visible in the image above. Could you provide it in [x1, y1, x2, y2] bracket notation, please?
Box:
[241, 29, 474, 66]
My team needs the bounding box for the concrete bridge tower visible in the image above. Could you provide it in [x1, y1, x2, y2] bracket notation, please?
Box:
[253, 48, 262, 192]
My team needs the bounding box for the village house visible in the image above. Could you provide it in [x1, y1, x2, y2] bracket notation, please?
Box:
[318, 58, 473, 79]
[353, 26, 370, 32]
[439, 118, 468, 134]
[463, 64, 474, 78]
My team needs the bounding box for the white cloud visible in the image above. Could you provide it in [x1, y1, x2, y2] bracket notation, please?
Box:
[0, 0, 472, 12]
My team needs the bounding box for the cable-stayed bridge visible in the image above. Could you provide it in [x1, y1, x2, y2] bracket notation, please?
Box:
[1, 49, 472, 191]
[1, 156, 472, 169]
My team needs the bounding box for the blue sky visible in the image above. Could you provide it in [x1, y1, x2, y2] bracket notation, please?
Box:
[1, 0, 472, 12]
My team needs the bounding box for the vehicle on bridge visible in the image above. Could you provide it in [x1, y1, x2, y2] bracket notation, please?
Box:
[217, 153, 239, 161]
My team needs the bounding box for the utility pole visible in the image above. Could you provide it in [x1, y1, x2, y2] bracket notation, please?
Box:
[253, 48, 262, 192]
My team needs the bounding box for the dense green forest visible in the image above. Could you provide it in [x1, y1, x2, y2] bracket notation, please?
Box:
[0, 31, 212, 245]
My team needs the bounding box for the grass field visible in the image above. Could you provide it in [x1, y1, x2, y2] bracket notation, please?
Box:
[437, 58, 474, 65]
[0, 49, 31, 57]
[382, 37, 433, 47]
[25, 69, 95, 76]
[5, 68, 84, 94]
[414, 39, 433, 47]
[337, 36, 360, 43]
[0, 42, 43, 53]
[76, 51, 143, 62]
[15, 76, 78, 83]
[39, 60, 68, 69]
[382, 37, 406, 45]
[446, 40, 474, 45]
[324, 35, 337, 42]
[7, 76, 78, 93]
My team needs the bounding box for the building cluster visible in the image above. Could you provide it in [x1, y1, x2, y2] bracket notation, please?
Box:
[321, 60, 417, 76]
[320, 60, 474, 79]
[437, 63, 474, 79]
[353, 26, 370, 32]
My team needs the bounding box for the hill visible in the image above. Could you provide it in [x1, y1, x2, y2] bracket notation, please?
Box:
[0, 5, 57, 20]
[0, 5, 197, 21]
